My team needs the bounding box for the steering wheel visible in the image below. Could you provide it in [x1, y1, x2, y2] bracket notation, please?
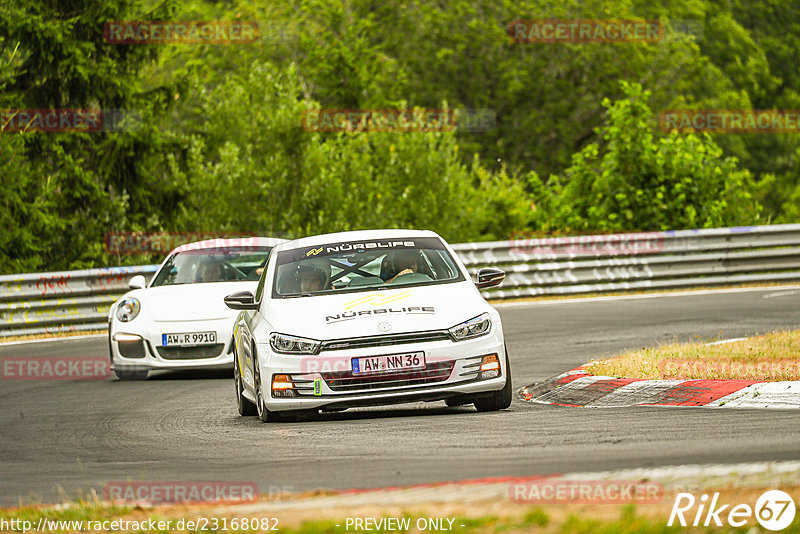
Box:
[388, 272, 433, 284]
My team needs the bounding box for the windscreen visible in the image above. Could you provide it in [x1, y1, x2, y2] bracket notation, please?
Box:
[271, 237, 465, 297]
[150, 246, 273, 287]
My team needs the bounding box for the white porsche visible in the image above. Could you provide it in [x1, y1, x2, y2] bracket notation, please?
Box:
[225, 229, 510, 422]
[108, 237, 285, 380]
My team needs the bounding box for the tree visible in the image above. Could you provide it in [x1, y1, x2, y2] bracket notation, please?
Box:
[159, 60, 532, 243]
[534, 82, 762, 232]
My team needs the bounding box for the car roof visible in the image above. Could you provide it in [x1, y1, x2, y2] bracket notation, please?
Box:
[273, 229, 442, 253]
[171, 236, 286, 254]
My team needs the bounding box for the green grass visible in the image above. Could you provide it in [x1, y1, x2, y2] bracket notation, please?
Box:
[585, 329, 800, 380]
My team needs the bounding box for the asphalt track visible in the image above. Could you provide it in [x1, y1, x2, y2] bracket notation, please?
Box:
[1, 286, 799, 506]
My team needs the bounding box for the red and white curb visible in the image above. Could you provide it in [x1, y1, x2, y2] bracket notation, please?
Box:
[709, 382, 800, 408]
[520, 368, 800, 408]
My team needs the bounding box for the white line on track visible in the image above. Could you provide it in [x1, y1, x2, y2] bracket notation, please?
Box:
[492, 284, 800, 308]
[763, 288, 800, 299]
[215, 460, 800, 513]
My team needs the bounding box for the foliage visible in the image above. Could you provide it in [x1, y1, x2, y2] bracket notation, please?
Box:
[534, 82, 761, 233]
[1, 0, 798, 273]
[159, 61, 531, 243]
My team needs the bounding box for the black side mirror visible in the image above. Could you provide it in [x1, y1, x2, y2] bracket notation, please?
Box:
[475, 267, 505, 289]
[224, 291, 259, 310]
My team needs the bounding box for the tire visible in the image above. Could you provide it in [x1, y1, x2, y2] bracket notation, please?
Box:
[114, 369, 149, 380]
[473, 349, 512, 412]
[254, 350, 281, 423]
[234, 349, 257, 416]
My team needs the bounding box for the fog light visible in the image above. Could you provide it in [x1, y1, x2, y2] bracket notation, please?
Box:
[113, 333, 141, 342]
[272, 374, 296, 397]
[480, 354, 501, 379]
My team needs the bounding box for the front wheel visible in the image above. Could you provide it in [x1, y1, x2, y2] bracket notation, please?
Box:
[473, 349, 512, 412]
[234, 350, 257, 416]
[254, 352, 281, 423]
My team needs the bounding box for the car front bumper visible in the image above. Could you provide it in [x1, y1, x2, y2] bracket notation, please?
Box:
[258, 328, 507, 412]
[110, 318, 235, 371]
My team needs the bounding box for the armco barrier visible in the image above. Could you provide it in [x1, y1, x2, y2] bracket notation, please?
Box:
[0, 265, 158, 337]
[454, 224, 800, 299]
[1, 224, 800, 337]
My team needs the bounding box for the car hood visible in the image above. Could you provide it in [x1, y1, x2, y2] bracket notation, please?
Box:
[138, 282, 258, 322]
[264, 282, 491, 340]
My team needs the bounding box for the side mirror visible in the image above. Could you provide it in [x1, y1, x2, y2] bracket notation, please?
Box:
[224, 291, 259, 311]
[475, 267, 505, 289]
[128, 275, 146, 289]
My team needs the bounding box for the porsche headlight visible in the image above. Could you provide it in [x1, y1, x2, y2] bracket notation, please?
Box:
[449, 312, 491, 341]
[269, 333, 321, 355]
[116, 297, 141, 323]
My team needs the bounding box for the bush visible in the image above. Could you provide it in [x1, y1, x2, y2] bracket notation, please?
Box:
[533, 82, 762, 233]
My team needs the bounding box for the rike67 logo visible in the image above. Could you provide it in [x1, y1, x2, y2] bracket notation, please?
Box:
[669, 490, 796, 531]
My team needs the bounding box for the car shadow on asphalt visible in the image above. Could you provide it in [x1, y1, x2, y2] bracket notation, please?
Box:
[143, 368, 232, 380]
[247, 403, 515, 424]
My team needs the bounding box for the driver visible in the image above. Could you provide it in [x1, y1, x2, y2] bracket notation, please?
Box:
[299, 267, 327, 293]
[196, 259, 223, 283]
[385, 250, 419, 284]
[298, 259, 331, 293]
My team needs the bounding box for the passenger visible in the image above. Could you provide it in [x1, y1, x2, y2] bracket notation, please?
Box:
[385, 250, 419, 284]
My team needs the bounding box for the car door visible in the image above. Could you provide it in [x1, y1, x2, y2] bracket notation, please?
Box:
[239, 261, 270, 394]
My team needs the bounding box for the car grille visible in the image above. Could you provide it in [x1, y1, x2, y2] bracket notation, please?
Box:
[318, 360, 454, 392]
[320, 330, 452, 352]
[156, 343, 225, 360]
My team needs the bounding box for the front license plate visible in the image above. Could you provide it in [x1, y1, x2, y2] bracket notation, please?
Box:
[162, 331, 216, 347]
[352, 352, 425, 375]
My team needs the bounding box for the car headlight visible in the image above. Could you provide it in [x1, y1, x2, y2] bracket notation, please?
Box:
[115, 297, 141, 323]
[449, 312, 491, 341]
[269, 333, 321, 355]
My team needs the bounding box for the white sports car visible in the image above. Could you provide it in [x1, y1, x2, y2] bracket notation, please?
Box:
[108, 237, 285, 380]
[225, 229, 510, 422]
